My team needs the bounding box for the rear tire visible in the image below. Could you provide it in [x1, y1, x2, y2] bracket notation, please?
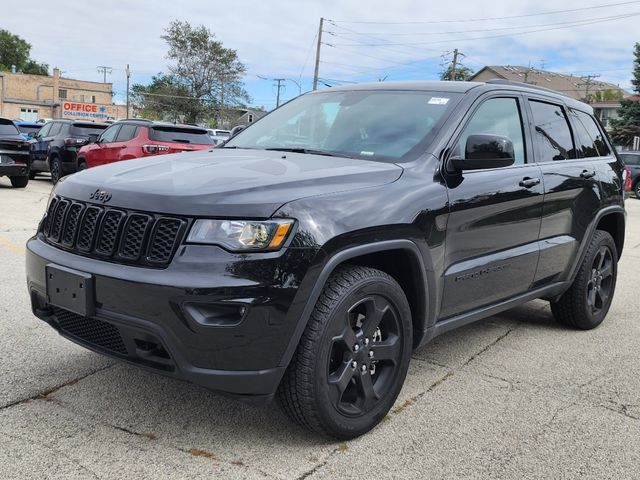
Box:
[634, 181, 640, 199]
[278, 265, 413, 439]
[28, 169, 36, 180]
[50, 157, 62, 184]
[551, 230, 618, 330]
[9, 176, 28, 188]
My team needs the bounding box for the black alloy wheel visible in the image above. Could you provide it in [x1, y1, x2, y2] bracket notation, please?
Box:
[279, 265, 412, 439]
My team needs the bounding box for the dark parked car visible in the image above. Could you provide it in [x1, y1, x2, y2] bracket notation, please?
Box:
[619, 151, 640, 197]
[29, 119, 107, 183]
[14, 120, 43, 141]
[26, 81, 626, 439]
[0, 117, 30, 188]
[77, 120, 213, 169]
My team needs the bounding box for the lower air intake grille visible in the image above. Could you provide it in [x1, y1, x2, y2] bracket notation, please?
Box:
[53, 307, 127, 355]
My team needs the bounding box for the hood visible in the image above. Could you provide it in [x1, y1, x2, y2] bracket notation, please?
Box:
[55, 149, 403, 217]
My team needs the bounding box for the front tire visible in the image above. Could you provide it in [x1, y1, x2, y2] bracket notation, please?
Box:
[551, 230, 618, 330]
[77, 159, 87, 171]
[278, 265, 412, 439]
[634, 181, 640, 199]
[10, 176, 28, 188]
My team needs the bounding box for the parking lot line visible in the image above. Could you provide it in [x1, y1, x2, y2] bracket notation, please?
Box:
[0, 235, 26, 256]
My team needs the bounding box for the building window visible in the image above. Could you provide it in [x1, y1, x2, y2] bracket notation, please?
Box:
[90, 95, 96, 103]
[20, 108, 39, 121]
[58, 89, 67, 99]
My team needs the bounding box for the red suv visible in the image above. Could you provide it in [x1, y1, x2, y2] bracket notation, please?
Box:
[77, 120, 214, 169]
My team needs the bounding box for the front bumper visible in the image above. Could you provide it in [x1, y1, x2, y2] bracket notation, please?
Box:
[26, 236, 319, 399]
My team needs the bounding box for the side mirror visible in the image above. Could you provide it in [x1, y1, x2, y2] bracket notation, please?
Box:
[88, 133, 99, 144]
[449, 134, 515, 171]
[230, 125, 246, 138]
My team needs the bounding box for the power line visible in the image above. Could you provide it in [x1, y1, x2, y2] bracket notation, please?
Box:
[329, 0, 640, 24]
[326, 12, 639, 37]
[327, 12, 638, 47]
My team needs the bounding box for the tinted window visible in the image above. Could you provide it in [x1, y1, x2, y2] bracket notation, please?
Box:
[456, 97, 526, 165]
[38, 123, 52, 137]
[529, 101, 576, 161]
[571, 110, 611, 157]
[48, 123, 63, 136]
[59, 124, 70, 136]
[115, 124, 138, 142]
[99, 125, 121, 143]
[0, 120, 19, 135]
[70, 123, 107, 138]
[150, 127, 214, 145]
[18, 125, 41, 136]
[621, 154, 640, 165]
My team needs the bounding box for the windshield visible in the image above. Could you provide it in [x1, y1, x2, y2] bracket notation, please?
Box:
[225, 90, 461, 161]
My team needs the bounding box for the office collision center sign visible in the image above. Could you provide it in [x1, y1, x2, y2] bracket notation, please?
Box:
[61, 102, 117, 120]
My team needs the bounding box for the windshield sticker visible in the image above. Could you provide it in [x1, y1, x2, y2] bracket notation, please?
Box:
[428, 97, 450, 105]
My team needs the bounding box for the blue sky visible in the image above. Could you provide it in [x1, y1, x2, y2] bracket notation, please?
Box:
[2, 0, 639, 111]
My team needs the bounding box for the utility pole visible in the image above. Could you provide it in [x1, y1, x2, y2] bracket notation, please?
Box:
[581, 74, 601, 103]
[219, 73, 225, 128]
[312, 17, 324, 91]
[125, 64, 130, 118]
[274, 78, 286, 107]
[96, 65, 112, 83]
[449, 49, 460, 81]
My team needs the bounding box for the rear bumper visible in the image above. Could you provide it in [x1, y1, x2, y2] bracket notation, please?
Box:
[26, 235, 319, 399]
[0, 164, 28, 177]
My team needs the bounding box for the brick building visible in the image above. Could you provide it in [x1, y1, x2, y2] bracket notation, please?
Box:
[0, 68, 127, 122]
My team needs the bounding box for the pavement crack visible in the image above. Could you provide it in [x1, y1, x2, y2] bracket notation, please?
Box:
[0, 363, 116, 411]
[0, 431, 103, 479]
[462, 328, 515, 367]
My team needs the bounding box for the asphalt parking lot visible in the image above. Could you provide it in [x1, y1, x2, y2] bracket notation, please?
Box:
[1, 176, 639, 479]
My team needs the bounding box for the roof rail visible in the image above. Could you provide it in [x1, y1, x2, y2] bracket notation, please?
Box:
[485, 78, 566, 96]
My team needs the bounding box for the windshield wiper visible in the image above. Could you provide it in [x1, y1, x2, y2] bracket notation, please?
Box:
[265, 147, 349, 158]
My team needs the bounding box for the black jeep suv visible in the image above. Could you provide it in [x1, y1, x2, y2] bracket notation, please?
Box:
[25, 81, 626, 439]
[29, 119, 107, 184]
[0, 117, 30, 188]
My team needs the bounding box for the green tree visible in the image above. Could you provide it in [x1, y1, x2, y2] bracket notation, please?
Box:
[163, 20, 249, 122]
[611, 43, 640, 146]
[0, 29, 48, 75]
[440, 65, 474, 81]
[131, 74, 206, 122]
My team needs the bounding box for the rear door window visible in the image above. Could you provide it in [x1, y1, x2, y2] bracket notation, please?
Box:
[528, 100, 577, 161]
[48, 123, 62, 137]
[115, 124, 138, 142]
[150, 126, 214, 144]
[570, 109, 611, 157]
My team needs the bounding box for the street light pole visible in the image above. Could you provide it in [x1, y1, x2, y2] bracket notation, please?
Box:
[312, 17, 324, 91]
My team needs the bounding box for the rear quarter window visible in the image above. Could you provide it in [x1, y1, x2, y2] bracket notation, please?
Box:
[150, 127, 214, 145]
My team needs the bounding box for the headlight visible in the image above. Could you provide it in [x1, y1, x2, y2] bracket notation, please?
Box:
[186, 219, 294, 251]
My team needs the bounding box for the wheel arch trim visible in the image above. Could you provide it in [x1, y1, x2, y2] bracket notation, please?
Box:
[278, 239, 431, 370]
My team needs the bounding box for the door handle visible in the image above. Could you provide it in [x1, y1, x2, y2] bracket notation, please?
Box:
[519, 177, 541, 188]
[580, 169, 596, 179]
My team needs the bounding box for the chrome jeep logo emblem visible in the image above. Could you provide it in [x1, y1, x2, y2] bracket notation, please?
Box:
[89, 189, 112, 203]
